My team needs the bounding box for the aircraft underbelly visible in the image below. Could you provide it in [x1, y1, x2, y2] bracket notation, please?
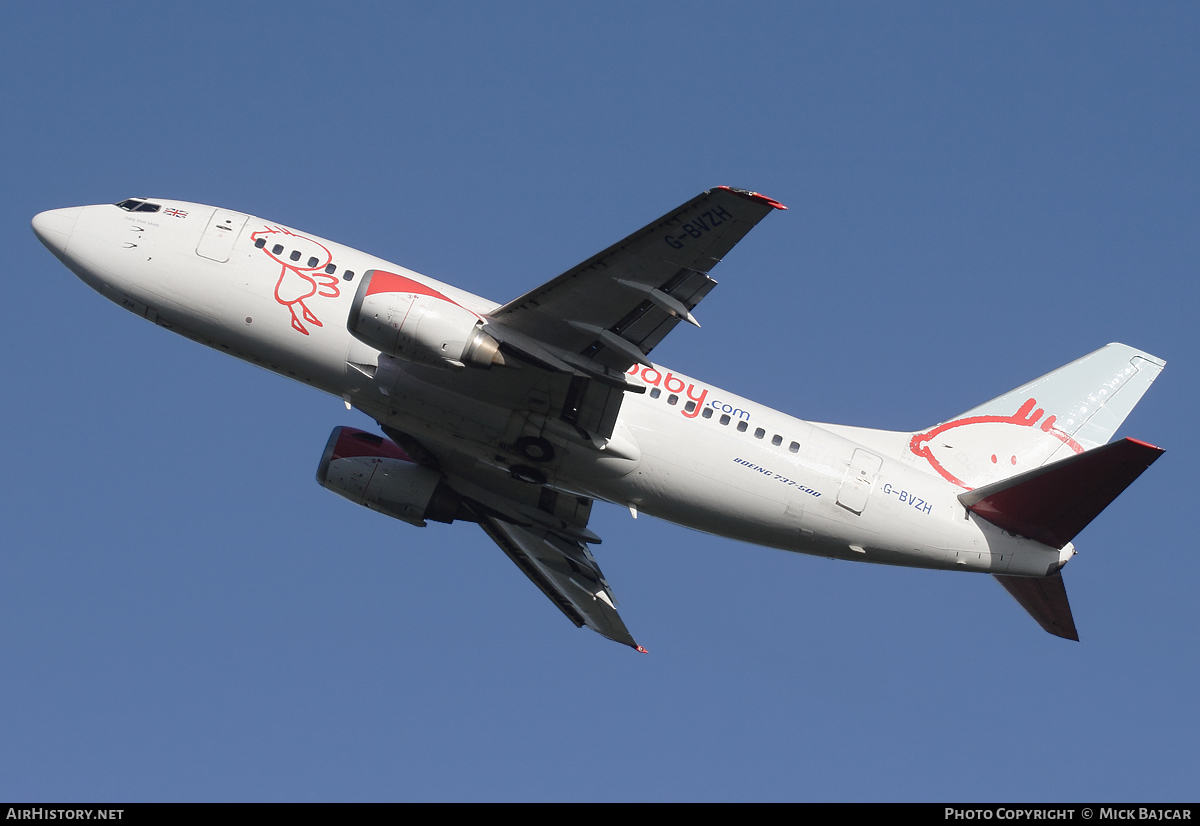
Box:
[613, 398, 1004, 571]
[339, 351, 1063, 578]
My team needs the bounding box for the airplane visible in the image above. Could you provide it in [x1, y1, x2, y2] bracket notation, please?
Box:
[31, 187, 1165, 650]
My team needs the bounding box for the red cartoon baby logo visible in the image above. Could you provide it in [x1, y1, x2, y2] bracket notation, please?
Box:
[909, 398, 1084, 489]
[251, 225, 340, 335]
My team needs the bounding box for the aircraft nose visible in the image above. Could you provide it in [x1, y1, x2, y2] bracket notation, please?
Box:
[31, 206, 82, 260]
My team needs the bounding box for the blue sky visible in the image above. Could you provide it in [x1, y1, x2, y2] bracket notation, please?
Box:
[1, 2, 1196, 801]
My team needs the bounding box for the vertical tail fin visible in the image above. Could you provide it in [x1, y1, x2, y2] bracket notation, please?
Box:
[909, 343, 1165, 490]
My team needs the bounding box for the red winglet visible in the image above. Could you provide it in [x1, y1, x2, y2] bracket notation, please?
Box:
[636, 645, 649, 654]
[1125, 437, 1162, 450]
[715, 185, 788, 210]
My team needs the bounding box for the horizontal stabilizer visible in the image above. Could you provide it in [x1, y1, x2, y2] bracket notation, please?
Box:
[994, 572, 1079, 641]
[960, 438, 1164, 549]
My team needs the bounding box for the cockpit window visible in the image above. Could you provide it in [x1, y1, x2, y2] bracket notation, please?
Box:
[114, 199, 162, 213]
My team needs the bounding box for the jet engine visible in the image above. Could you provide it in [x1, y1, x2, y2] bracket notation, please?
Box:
[347, 269, 503, 369]
[316, 426, 464, 527]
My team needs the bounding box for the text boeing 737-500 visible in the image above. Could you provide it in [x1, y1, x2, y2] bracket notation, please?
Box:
[31, 188, 1165, 649]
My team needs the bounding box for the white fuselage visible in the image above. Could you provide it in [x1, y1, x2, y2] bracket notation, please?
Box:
[38, 200, 1071, 579]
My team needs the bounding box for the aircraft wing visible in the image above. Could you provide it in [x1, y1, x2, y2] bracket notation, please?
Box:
[377, 425, 641, 649]
[474, 511, 642, 650]
[386, 187, 785, 442]
[488, 186, 786, 371]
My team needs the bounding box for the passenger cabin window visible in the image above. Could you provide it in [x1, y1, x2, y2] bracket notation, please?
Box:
[272, 244, 284, 255]
[719, 414, 731, 425]
[324, 264, 337, 275]
[701, 407, 713, 419]
[289, 250, 301, 262]
[307, 256, 319, 268]
[737, 421, 748, 433]
[649, 387, 661, 399]
[343, 271, 355, 282]
[684, 400, 696, 413]
[254, 238, 266, 249]
[772, 434, 782, 446]
[667, 394, 678, 405]
[754, 427, 765, 439]
[789, 441, 800, 453]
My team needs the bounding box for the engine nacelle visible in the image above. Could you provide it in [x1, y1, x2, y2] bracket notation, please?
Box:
[347, 269, 502, 369]
[316, 426, 462, 527]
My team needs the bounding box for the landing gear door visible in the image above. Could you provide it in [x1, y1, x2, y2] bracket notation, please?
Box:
[196, 209, 248, 263]
[837, 449, 883, 514]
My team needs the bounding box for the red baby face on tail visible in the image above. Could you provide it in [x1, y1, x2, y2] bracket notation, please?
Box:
[909, 397, 1084, 489]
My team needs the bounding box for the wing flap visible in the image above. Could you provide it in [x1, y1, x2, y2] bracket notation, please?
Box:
[475, 512, 641, 649]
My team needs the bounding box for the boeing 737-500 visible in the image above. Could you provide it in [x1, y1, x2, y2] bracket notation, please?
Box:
[31, 188, 1165, 649]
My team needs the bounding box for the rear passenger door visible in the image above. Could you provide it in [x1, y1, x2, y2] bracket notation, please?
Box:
[836, 449, 882, 514]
